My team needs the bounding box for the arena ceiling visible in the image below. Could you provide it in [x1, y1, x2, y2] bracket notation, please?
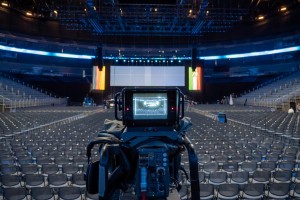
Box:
[2, 0, 299, 37]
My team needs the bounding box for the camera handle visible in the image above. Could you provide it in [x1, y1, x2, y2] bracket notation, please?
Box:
[114, 92, 122, 121]
[182, 135, 200, 200]
[179, 89, 185, 120]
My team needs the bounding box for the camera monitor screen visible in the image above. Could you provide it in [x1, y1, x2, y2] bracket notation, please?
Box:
[122, 88, 180, 127]
[133, 93, 168, 120]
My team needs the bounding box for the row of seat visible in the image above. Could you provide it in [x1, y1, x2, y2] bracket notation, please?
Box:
[1, 163, 86, 176]
[197, 161, 300, 174]
[197, 170, 300, 185]
[1, 186, 97, 200]
[0, 173, 85, 188]
[199, 182, 300, 199]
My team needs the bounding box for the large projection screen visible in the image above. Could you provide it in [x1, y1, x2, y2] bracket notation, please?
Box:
[110, 66, 185, 86]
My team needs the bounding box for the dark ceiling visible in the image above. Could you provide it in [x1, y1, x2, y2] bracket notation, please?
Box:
[2, 0, 299, 37]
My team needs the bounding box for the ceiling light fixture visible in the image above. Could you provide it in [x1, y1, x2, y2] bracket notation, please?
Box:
[26, 12, 33, 16]
[257, 15, 264, 20]
[1, 2, 8, 7]
[280, 6, 287, 12]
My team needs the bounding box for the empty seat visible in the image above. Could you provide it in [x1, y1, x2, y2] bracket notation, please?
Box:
[241, 183, 265, 199]
[272, 171, 291, 183]
[35, 156, 52, 166]
[241, 161, 257, 174]
[199, 183, 214, 200]
[0, 155, 15, 165]
[18, 157, 33, 165]
[231, 171, 249, 185]
[214, 155, 228, 164]
[1, 174, 22, 187]
[3, 187, 27, 200]
[21, 164, 38, 175]
[260, 161, 276, 172]
[277, 161, 295, 171]
[280, 154, 296, 162]
[230, 154, 245, 164]
[252, 170, 270, 184]
[48, 173, 69, 187]
[265, 154, 279, 162]
[54, 156, 70, 167]
[24, 174, 45, 188]
[203, 162, 219, 174]
[62, 164, 80, 176]
[222, 162, 238, 174]
[208, 171, 227, 186]
[58, 186, 82, 200]
[31, 187, 54, 200]
[217, 183, 239, 199]
[266, 182, 290, 199]
[0, 164, 19, 175]
[41, 164, 59, 176]
[198, 154, 211, 165]
[73, 156, 86, 166]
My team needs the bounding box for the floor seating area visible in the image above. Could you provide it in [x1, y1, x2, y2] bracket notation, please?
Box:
[184, 110, 300, 199]
[0, 107, 111, 199]
[0, 105, 299, 199]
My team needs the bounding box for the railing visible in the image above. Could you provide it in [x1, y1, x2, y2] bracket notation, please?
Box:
[0, 95, 12, 112]
[0, 95, 67, 112]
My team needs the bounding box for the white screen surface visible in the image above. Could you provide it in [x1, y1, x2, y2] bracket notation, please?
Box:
[110, 66, 185, 86]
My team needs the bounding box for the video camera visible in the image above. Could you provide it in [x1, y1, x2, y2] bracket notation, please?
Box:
[85, 88, 200, 200]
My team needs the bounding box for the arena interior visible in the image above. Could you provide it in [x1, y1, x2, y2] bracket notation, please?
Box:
[0, 0, 300, 199]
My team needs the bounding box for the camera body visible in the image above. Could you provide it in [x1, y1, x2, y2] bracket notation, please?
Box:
[86, 88, 199, 200]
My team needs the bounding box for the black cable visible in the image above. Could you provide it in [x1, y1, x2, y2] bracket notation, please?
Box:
[180, 166, 189, 181]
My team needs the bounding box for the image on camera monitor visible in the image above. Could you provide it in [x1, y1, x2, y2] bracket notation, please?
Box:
[133, 93, 168, 120]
